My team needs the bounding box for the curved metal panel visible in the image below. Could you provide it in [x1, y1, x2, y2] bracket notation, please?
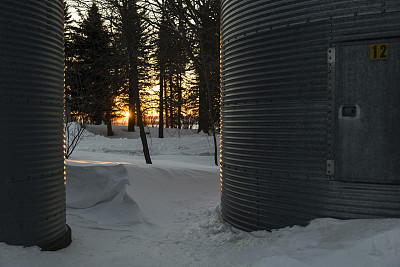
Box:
[221, 0, 400, 231]
[0, 0, 69, 248]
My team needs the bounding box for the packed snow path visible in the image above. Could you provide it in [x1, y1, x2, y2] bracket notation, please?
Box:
[1, 126, 400, 266]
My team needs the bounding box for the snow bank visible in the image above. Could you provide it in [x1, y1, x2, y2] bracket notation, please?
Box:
[78, 125, 218, 157]
[181, 207, 400, 267]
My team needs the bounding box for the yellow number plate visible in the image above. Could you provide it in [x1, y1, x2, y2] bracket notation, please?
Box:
[370, 43, 388, 60]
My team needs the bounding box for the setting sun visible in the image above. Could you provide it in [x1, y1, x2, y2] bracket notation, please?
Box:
[124, 111, 130, 119]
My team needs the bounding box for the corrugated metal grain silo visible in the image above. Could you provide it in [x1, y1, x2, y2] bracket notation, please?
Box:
[0, 0, 71, 249]
[220, 0, 400, 231]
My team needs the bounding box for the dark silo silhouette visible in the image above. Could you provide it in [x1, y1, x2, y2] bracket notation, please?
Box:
[0, 0, 71, 249]
[220, 0, 400, 231]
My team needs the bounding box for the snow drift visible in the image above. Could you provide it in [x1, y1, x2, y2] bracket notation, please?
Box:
[67, 165, 146, 230]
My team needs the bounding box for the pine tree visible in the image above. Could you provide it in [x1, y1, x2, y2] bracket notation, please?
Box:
[68, 3, 116, 136]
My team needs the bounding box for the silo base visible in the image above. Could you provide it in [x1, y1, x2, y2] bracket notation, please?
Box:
[40, 225, 72, 251]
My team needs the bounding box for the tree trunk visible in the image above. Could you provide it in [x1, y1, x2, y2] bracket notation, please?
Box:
[132, 65, 152, 164]
[169, 75, 174, 128]
[128, 77, 136, 132]
[158, 68, 164, 138]
[177, 72, 182, 129]
[165, 79, 169, 128]
[197, 78, 209, 133]
[200, 32, 218, 166]
[106, 112, 113, 136]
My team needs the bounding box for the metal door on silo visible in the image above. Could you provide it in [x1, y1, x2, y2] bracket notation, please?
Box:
[334, 39, 400, 184]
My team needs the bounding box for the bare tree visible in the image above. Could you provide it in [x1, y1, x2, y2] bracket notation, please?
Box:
[145, 0, 220, 165]
[65, 106, 87, 159]
[106, 0, 152, 164]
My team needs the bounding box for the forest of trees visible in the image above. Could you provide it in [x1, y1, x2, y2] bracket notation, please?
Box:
[64, 0, 220, 164]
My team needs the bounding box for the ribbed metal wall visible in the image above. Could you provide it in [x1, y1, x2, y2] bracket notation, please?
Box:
[221, 0, 400, 231]
[0, 1, 70, 249]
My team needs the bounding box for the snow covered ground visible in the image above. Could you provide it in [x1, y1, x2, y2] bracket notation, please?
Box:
[1, 125, 400, 266]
